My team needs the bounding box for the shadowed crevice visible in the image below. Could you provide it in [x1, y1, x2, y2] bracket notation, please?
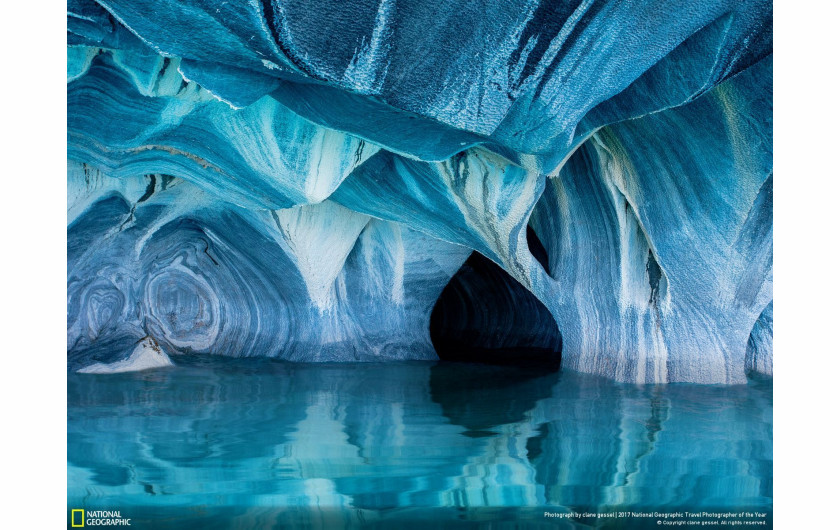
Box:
[527, 225, 551, 275]
[429, 250, 562, 366]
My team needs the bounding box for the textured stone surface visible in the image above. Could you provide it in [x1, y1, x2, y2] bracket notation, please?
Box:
[67, 164, 471, 370]
[67, 0, 772, 382]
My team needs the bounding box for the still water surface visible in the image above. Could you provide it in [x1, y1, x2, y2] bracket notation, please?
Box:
[68, 358, 772, 528]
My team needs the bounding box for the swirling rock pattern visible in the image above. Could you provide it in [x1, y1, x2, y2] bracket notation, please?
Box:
[68, 0, 772, 382]
[67, 164, 471, 370]
[77, 337, 174, 374]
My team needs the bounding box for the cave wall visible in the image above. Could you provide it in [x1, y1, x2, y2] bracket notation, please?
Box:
[67, 0, 773, 382]
[67, 164, 471, 369]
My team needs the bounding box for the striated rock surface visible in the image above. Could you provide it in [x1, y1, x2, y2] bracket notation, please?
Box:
[746, 302, 773, 377]
[77, 337, 174, 374]
[71, 0, 771, 171]
[67, 163, 470, 371]
[67, 0, 772, 382]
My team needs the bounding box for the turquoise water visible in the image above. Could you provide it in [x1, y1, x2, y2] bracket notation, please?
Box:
[67, 358, 772, 528]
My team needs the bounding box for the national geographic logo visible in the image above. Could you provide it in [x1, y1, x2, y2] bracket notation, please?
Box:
[71, 509, 132, 526]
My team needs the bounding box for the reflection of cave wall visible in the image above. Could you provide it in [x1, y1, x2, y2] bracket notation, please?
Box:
[429, 231, 562, 365]
[429, 363, 559, 434]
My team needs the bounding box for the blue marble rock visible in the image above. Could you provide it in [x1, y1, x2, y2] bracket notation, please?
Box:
[67, 164, 471, 370]
[746, 302, 773, 377]
[68, 51, 379, 209]
[67, 0, 772, 383]
[73, 0, 771, 170]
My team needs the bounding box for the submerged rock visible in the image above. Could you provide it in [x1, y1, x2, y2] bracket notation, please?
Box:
[77, 337, 174, 374]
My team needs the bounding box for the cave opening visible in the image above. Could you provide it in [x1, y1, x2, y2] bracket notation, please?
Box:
[429, 232, 562, 368]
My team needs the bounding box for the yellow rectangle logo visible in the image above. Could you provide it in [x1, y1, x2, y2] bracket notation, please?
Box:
[71, 509, 84, 527]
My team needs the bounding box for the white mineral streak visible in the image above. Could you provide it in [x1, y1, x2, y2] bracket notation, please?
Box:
[77, 337, 174, 373]
[271, 202, 370, 312]
[341, 0, 394, 93]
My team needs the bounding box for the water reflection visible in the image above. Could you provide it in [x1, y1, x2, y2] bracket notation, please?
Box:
[429, 362, 559, 433]
[68, 359, 772, 528]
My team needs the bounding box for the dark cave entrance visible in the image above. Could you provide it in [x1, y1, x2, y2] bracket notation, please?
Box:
[429, 227, 562, 367]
